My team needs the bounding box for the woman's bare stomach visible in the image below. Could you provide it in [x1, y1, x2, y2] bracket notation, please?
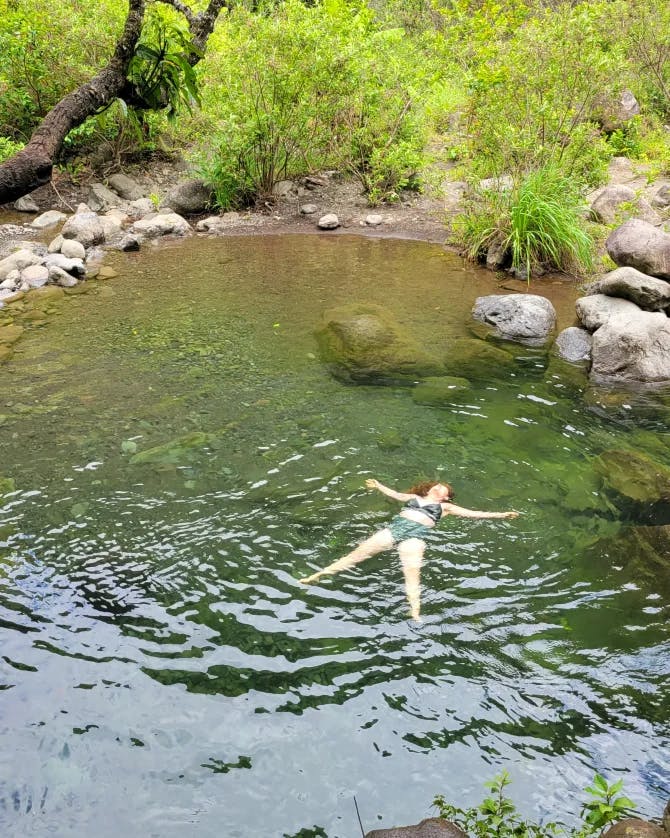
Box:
[398, 510, 436, 528]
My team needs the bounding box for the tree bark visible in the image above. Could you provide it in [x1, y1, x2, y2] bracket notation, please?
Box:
[0, 0, 227, 205]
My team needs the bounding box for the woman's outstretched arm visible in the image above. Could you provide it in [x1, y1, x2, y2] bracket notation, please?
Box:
[442, 502, 519, 519]
[365, 478, 415, 502]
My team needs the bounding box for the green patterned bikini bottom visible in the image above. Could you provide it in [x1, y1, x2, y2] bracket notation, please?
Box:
[386, 515, 431, 545]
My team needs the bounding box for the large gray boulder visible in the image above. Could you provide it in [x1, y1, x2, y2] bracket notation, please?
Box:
[583, 267, 670, 312]
[555, 326, 592, 362]
[590, 186, 660, 226]
[591, 309, 670, 383]
[164, 178, 213, 215]
[366, 818, 467, 838]
[87, 182, 124, 212]
[108, 173, 144, 201]
[131, 211, 191, 238]
[576, 294, 641, 331]
[606, 219, 670, 279]
[61, 209, 105, 247]
[316, 302, 444, 383]
[472, 294, 556, 345]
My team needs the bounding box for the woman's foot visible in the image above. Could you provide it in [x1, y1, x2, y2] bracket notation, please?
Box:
[299, 573, 321, 585]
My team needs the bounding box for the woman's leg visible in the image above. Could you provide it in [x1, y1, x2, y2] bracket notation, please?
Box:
[397, 538, 426, 621]
[300, 528, 394, 584]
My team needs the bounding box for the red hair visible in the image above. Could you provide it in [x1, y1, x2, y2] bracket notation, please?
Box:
[408, 480, 454, 499]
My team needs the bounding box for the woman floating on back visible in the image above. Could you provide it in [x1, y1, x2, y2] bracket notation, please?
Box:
[300, 478, 519, 622]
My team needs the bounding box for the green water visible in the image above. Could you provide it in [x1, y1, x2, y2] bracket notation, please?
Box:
[0, 234, 668, 837]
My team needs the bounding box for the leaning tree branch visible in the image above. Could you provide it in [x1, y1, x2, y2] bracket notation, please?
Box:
[0, 0, 227, 204]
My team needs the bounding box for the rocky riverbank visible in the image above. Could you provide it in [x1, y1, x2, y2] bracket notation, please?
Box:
[2, 154, 670, 385]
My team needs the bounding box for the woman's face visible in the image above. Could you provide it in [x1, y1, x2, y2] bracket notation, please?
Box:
[429, 483, 451, 502]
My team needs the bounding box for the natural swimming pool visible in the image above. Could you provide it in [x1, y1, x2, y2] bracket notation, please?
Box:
[1, 234, 668, 837]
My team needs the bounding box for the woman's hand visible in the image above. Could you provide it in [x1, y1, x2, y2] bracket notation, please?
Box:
[504, 511, 520, 519]
[365, 478, 379, 490]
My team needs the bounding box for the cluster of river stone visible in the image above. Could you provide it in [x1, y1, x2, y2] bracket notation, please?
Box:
[476, 211, 670, 386]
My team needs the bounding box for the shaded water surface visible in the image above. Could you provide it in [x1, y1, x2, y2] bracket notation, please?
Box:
[0, 235, 669, 837]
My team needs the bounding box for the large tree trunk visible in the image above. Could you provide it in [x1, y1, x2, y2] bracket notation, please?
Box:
[0, 0, 226, 205]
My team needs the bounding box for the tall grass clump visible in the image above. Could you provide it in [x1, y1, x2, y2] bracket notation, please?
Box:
[455, 165, 594, 278]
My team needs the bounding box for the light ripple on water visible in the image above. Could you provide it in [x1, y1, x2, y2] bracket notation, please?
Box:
[0, 236, 669, 835]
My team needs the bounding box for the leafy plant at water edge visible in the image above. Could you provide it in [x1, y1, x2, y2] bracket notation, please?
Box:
[433, 771, 638, 838]
[580, 774, 637, 833]
[454, 165, 594, 278]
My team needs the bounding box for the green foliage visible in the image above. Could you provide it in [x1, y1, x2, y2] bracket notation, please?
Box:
[190, 0, 430, 208]
[0, 137, 24, 164]
[433, 771, 637, 838]
[580, 774, 637, 833]
[126, 7, 202, 119]
[0, 0, 124, 139]
[454, 165, 594, 278]
[454, 2, 618, 184]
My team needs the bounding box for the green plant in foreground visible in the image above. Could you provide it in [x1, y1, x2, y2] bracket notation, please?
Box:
[433, 771, 637, 838]
[580, 774, 637, 834]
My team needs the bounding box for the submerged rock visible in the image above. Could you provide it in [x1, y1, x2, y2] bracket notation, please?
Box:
[412, 375, 471, 405]
[0, 476, 16, 494]
[594, 448, 670, 503]
[316, 302, 444, 384]
[472, 294, 556, 345]
[130, 431, 217, 465]
[443, 338, 514, 379]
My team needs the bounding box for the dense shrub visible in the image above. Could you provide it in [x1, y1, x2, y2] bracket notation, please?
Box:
[190, 0, 432, 208]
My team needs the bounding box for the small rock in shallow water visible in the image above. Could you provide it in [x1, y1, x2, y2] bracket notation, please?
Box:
[318, 213, 340, 229]
[29, 211, 66, 229]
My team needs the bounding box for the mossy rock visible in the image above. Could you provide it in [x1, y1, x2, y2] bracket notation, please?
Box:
[443, 338, 515, 379]
[594, 449, 670, 503]
[315, 302, 444, 384]
[130, 431, 217, 465]
[0, 346, 13, 363]
[376, 429, 405, 450]
[29, 286, 65, 304]
[585, 525, 670, 590]
[412, 376, 471, 406]
[0, 323, 24, 346]
[0, 477, 16, 495]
